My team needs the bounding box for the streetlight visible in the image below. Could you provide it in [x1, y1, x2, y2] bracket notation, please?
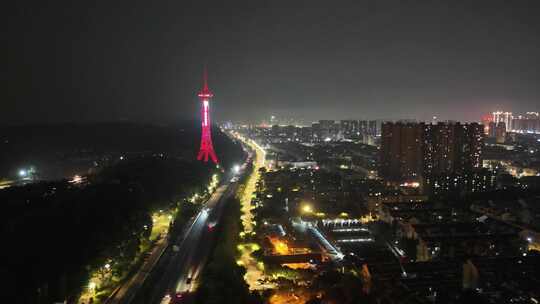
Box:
[233, 164, 241, 174]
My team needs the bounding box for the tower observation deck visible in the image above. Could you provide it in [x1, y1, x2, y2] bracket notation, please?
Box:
[196, 68, 219, 164]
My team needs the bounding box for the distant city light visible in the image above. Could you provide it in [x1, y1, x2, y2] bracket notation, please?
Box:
[70, 175, 83, 184]
[336, 238, 374, 243]
[400, 181, 420, 188]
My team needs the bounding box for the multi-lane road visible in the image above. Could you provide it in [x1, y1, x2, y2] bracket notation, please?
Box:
[108, 178, 238, 304]
[106, 132, 251, 304]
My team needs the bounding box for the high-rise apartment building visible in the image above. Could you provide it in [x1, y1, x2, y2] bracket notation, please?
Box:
[380, 122, 423, 181]
[486, 121, 507, 143]
[312, 120, 340, 141]
[487, 121, 497, 138]
[380, 122, 484, 193]
[481, 114, 493, 135]
[358, 120, 379, 136]
[340, 120, 359, 138]
[492, 111, 512, 132]
[511, 112, 540, 134]
[483, 111, 539, 134]
[368, 120, 378, 136]
[423, 122, 483, 177]
[495, 122, 506, 143]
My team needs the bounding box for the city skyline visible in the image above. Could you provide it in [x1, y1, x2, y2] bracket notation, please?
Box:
[3, 2, 540, 303]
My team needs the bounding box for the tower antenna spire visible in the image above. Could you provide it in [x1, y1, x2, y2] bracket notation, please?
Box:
[203, 65, 208, 91]
[199, 65, 213, 97]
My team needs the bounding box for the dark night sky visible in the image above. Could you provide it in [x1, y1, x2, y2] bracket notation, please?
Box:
[3, 0, 540, 124]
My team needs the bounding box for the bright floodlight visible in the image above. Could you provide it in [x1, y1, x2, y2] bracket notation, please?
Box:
[301, 204, 313, 214]
[18, 169, 27, 177]
[71, 175, 83, 184]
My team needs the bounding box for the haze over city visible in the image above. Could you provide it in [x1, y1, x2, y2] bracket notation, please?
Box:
[4, 0, 540, 124]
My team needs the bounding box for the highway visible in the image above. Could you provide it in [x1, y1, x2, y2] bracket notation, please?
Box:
[128, 181, 238, 304]
[106, 236, 168, 304]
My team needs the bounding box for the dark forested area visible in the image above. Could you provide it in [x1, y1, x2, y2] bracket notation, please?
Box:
[0, 122, 244, 303]
[0, 121, 242, 179]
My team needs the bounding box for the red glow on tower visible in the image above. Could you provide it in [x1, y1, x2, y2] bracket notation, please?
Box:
[197, 68, 219, 164]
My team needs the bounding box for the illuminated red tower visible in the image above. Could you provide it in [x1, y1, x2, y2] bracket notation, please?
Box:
[197, 68, 219, 164]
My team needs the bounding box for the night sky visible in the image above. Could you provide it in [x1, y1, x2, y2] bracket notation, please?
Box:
[4, 0, 540, 124]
